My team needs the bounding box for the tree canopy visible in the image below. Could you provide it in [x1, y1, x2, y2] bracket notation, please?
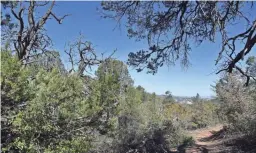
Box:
[101, 1, 256, 82]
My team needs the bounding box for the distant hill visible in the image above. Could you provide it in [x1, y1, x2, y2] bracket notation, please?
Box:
[157, 94, 215, 105]
[173, 96, 193, 104]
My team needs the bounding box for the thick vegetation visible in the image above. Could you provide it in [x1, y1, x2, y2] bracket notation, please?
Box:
[1, 50, 220, 152]
[215, 68, 256, 138]
[1, 1, 256, 153]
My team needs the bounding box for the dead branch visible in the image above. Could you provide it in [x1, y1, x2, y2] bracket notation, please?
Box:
[4, 1, 69, 63]
[50, 12, 70, 24]
[65, 34, 116, 76]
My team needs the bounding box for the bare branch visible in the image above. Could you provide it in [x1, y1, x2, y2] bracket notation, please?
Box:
[37, 1, 55, 28]
[65, 33, 116, 76]
[11, 7, 25, 58]
[50, 12, 70, 24]
[28, 1, 35, 27]
[3, 1, 69, 62]
[235, 65, 256, 86]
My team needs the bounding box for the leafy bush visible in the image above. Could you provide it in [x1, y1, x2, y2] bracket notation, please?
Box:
[1, 50, 221, 152]
[109, 93, 184, 153]
[216, 74, 256, 137]
[163, 100, 219, 130]
[1, 50, 32, 151]
[1, 52, 94, 152]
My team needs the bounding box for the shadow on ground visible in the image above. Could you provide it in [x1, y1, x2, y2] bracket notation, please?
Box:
[175, 126, 256, 153]
[198, 127, 227, 142]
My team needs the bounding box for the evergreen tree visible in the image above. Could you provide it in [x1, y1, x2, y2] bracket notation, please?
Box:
[163, 90, 175, 104]
[1, 50, 32, 151]
[192, 93, 201, 103]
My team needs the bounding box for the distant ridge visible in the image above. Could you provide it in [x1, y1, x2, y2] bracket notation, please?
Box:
[157, 94, 215, 104]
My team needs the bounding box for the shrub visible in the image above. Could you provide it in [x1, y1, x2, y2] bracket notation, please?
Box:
[216, 74, 256, 137]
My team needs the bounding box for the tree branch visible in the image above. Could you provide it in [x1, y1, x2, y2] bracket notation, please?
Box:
[50, 12, 70, 24]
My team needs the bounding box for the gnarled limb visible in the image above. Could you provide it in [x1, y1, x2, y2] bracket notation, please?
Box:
[64, 33, 116, 76]
[3, 1, 69, 63]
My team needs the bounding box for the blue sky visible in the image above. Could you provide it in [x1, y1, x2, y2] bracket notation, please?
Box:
[41, 2, 255, 97]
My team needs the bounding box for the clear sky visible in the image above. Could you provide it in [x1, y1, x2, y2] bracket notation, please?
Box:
[42, 1, 254, 97]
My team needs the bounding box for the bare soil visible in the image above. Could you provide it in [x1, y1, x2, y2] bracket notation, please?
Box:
[176, 125, 256, 153]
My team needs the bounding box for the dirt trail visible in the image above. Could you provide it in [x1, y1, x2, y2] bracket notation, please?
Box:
[171, 124, 255, 153]
[184, 125, 227, 153]
[188, 125, 223, 146]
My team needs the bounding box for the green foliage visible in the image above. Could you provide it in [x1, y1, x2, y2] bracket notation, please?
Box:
[1, 49, 221, 152]
[182, 136, 195, 147]
[119, 86, 142, 116]
[96, 59, 133, 88]
[101, 2, 255, 75]
[90, 59, 135, 134]
[1, 51, 94, 152]
[1, 50, 32, 151]
[4, 1, 256, 151]
[113, 92, 184, 153]
[44, 137, 91, 153]
[163, 99, 219, 130]
[163, 91, 175, 104]
[1, 50, 31, 103]
[28, 51, 66, 75]
[10, 69, 93, 152]
[192, 93, 200, 103]
[215, 74, 256, 136]
[246, 56, 256, 66]
[190, 100, 219, 129]
[95, 59, 133, 111]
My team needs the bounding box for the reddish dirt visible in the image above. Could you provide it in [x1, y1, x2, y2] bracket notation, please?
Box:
[185, 125, 226, 153]
[188, 125, 223, 146]
[171, 125, 256, 153]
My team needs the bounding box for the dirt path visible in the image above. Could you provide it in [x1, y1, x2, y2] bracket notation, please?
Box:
[184, 125, 227, 153]
[171, 124, 255, 153]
